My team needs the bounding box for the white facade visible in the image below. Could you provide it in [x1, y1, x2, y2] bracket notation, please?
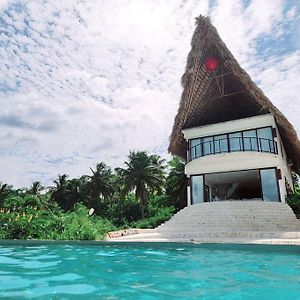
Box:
[183, 114, 293, 203]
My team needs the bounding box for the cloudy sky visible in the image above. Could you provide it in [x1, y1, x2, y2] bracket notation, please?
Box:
[0, 0, 299, 187]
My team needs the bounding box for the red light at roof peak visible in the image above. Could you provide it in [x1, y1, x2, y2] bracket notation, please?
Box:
[204, 56, 219, 71]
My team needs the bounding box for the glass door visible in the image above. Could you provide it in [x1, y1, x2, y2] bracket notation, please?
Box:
[191, 175, 204, 204]
[260, 168, 280, 201]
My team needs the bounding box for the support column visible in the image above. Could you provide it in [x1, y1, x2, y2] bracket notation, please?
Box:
[187, 185, 191, 206]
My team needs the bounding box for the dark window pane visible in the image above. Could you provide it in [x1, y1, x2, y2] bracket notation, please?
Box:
[229, 132, 243, 151]
[203, 137, 214, 155]
[190, 139, 202, 159]
[257, 127, 273, 152]
[243, 130, 258, 151]
[260, 169, 280, 202]
[214, 135, 228, 153]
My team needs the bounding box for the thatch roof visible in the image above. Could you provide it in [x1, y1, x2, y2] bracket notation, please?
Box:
[169, 15, 300, 174]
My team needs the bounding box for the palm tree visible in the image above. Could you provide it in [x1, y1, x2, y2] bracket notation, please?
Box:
[166, 156, 187, 210]
[0, 182, 12, 207]
[50, 174, 70, 210]
[28, 181, 44, 195]
[50, 175, 90, 211]
[116, 151, 165, 218]
[84, 163, 113, 213]
[66, 177, 88, 208]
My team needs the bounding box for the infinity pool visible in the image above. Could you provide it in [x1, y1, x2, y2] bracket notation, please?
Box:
[0, 242, 300, 299]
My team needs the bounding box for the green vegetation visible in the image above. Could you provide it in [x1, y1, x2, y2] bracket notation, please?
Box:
[0, 152, 186, 240]
[287, 181, 300, 215]
[287, 195, 300, 215]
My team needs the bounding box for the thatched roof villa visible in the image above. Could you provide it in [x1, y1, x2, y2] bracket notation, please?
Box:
[168, 15, 300, 205]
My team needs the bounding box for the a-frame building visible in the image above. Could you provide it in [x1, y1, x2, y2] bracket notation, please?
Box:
[169, 16, 300, 205]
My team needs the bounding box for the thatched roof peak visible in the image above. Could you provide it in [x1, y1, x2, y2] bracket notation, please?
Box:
[169, 15, 300, 174]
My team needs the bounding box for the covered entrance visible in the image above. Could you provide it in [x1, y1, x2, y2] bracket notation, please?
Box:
[191, 168, 280, 204]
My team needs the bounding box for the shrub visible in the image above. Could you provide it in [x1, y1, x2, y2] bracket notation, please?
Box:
[107, 194, 143, 227]
[57, 204, 116, 240]
[131, 206, 175, 229]
[0, 203, 116, 240]
[287, 189, 300, 214]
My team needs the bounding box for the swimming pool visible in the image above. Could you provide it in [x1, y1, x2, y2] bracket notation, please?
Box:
[0, 241, 300, 299]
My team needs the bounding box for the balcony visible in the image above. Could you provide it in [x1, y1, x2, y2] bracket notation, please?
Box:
[187, 136, 278, 162]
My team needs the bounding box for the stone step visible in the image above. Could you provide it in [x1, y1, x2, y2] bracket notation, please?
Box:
[174, 209, 296, 218]
[176, 208, 294, 214]
[158, 222, 300, 228]
[174, 214, 294, 218]
[178, 207, 289, 211]
[158, 231, 300, 239]
[162, 220, 296, 225]
[159, 229, 300, 233]
[158, 224, 300, 229]
[162, 216, 297, 221]
[185, 201, 285, 205]
[160, 221, 299, 227]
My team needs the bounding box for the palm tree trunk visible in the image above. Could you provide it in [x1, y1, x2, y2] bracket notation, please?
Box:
[141, 205, 145, 219]
[140, 193, 147, 219]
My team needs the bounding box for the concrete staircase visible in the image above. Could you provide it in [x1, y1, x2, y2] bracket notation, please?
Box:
[107, 201, 300, 243]
[157, 201, 300, 240]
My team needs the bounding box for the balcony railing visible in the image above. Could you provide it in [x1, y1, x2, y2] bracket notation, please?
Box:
[187, 137, 278, 162]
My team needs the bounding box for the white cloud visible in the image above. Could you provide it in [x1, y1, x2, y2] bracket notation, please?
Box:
[0, 0, 299, 187]
[253, 51, 300, 128]
[210, 0, 285, 67]
[0, 0, 10, 11]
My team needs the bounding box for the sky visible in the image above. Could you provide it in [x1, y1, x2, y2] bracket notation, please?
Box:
[0, 0, 299, 187]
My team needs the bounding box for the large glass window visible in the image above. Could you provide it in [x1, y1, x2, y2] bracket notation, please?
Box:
[188, 126, 276, 161]
[243, 130, 258, 151]
[257, 127, 273, 152]
[229, 132, 243, 152]
[260, 168, 280, 202]
[190, 138, 202, 159]
[214, 134, 228, 153]
[205, 170, 261, 201]
[192, 175, 204, 204]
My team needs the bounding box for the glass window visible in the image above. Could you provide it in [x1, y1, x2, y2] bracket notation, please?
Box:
[257, 127, 273, 152]
[190, 139, 202, 159]
[243, 130, 258, 151]
[214, 135, 228, 153]
[188, 127, 275, 161]
[260, 168, 280, 202]
[192, 175, 204, 204]
[203, 137, 214, 156]
[229, 132, 243, 152]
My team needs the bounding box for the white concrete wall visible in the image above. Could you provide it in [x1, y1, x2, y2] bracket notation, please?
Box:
[185, 152, 279, 175]
[182, 114, 276, 139]
[275, 127, 293, 199]
[183, 114, 293, 203]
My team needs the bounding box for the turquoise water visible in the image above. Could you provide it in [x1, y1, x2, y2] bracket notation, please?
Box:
[0, 242, 300, 299]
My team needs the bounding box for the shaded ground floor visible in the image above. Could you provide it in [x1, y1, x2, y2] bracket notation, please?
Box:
[188, 167, 289, 205]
